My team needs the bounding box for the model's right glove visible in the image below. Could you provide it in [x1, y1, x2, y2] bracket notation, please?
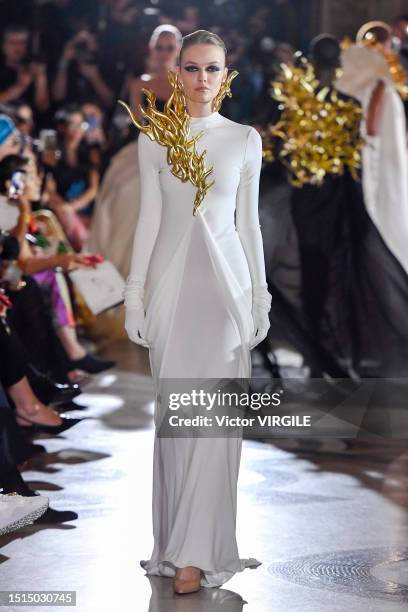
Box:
[123, 277, 150, 348]
[122, 133, 163, 348]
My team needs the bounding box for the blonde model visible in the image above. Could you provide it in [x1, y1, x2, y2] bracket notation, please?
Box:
[123, 29, 271, 594]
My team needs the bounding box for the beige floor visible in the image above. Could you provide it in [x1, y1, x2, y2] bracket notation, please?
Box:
[0, 338, 407, 612]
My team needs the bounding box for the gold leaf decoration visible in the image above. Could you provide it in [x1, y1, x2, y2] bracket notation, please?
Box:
[118, 69, 239, 215]
[262, 60, 364, 187]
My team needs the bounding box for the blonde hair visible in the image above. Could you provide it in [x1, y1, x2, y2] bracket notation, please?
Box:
[177, 29, 227, 65]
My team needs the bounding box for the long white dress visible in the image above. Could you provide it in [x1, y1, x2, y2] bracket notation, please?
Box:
[127, 110, 269, 588]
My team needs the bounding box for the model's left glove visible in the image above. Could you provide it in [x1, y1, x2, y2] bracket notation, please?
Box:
[249, 285, 272, 350]
[123, 278, 150, 348]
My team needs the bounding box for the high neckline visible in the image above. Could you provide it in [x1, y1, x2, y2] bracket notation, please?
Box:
[189, 111, 221, 129]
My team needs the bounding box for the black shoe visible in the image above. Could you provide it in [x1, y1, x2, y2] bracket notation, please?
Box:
[17, 414, 84, 435]
[29, 373, 81, 406]
[34, 507, 78, 524]
[22, 443, 47, 460]
[1, 467, 35, 497]
[0, 476, 78, 524]
[2, 414, 47, 465]
[68, 353, 116, 374]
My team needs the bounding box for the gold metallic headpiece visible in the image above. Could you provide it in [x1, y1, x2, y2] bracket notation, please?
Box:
[118, 69, 238, 215]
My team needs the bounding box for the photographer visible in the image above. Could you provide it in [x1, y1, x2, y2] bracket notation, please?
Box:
[52, 30, 114, 109]
[0, 25, 49, 113]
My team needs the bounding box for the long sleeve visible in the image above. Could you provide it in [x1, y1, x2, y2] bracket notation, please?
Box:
[123, 132, 163, 309]
[235, 127, 271, 308]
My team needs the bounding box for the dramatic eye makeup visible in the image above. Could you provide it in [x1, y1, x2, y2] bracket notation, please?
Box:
[183, 63, 222, 72]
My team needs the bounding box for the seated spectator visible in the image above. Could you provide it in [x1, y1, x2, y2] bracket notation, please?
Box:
[0, 113, 20, 161]
[44, 105, 100, 250]
[0, 286, 80, 525]
[0, 154, 115, 378]
[0, 308, 76, 430]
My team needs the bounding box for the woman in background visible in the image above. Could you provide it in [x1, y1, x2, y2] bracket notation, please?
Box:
[88, 25, 182, 276]
[129, 24, 182, 121]
[334, 21, 408, 376]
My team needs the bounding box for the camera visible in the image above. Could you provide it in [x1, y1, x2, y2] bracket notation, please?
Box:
[74, 41, 96, 65]
[8, 170, 27, 200]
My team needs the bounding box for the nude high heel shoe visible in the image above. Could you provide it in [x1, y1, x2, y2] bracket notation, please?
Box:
[173, 566, 202, 594]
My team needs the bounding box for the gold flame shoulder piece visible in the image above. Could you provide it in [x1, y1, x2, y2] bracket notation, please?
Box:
[341, 35, 408, 100]
[262, 59, 364, 187]
[118, 69, 239, 216]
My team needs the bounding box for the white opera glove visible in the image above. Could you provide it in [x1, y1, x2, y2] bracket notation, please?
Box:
[234, 127, 272, 351]
[249, 285, 272, 350]
[122, 134, 163, 349]
[123, 276, 150, 348]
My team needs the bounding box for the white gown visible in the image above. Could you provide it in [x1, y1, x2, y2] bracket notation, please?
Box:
[127, 111, 269, 587]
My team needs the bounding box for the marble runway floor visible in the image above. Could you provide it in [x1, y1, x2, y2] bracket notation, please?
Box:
[0, 339, 407, 612]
